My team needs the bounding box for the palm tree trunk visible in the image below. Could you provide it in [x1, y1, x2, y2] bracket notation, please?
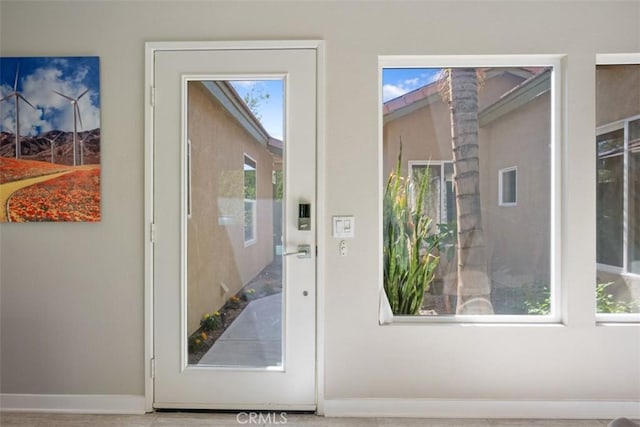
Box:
[448, 68, 494, 314]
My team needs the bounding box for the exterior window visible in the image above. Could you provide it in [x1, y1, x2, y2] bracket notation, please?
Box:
[244, 154, 257, 245]
[596, 128, 624, 268]
[409, 161, 456, 225]
[499, 167, 517, 206]
[595, 62, 640, 318]
[381, 57, 560, 322]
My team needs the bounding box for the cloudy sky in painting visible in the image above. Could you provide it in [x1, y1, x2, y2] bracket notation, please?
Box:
[382, 68, 442, 102]
[0, 56, 100, 136]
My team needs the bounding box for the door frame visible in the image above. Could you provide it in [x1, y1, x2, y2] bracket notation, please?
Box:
[143, 40, 326, 413]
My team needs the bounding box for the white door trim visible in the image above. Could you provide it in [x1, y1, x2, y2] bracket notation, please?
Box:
[144, 40, 325, 414]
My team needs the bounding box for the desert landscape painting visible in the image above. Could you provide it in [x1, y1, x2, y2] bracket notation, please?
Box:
[0, 56, 101, 222]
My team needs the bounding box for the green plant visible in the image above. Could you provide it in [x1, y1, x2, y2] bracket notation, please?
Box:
[524, 282, 639, 315]
[383, 145, 440, 315]
[226, 295, 241, 309]
[200, 311, 222, 331]
[188, 335, 204, 352]
[596, 282, 636, 313]
[524, 283, 551, 315]
[428, 221, 457, 263]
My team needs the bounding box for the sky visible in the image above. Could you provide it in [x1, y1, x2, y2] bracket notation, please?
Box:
[382, 68, 442, 102]
[227, 69, 442, 140]
[230, 79, 283, 141]
[0, 56, 100, 136]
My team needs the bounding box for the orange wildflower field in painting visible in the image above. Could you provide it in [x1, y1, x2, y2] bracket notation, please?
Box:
[0, 157, 71, 184]
[7, 168, 101, 222]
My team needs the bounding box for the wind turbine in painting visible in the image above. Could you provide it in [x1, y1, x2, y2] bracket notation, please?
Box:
[0, 66, 37, 159]
[42, 131, 63, 164]
[53, 89, 88, 166]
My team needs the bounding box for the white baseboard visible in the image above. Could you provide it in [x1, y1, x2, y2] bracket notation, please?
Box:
[0, 394, 146, 414]
[323, 398, 640, 419]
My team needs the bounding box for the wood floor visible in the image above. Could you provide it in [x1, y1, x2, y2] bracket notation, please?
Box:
[0, 412, 623, 427]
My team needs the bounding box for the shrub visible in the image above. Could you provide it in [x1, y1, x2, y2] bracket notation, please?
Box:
[227, 295, 241, 309]
[188, 335, 204, 352]
[383, 145, 440, 315]
[200, 311, 222, 331]
[524, 282, 639, 315]
[596, 282, 637, 313]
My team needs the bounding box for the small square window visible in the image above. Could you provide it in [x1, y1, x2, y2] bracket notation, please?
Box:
[499, 167, 517, 206]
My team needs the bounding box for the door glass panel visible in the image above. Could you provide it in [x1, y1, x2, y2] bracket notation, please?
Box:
[186, 79, 284, 368]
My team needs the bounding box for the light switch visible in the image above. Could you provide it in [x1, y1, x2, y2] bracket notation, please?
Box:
[332, 216, 355, 238]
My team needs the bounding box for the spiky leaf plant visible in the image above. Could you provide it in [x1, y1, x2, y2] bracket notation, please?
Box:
[383, 145, 440, 315]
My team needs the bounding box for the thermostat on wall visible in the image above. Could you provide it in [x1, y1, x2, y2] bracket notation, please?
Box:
[332, 216, 355, 238]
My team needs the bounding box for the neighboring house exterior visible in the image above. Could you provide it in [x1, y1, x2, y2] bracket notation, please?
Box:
[383, 68, 553, 309]
[384, 65, 640, 310]
[187, 81, 282, 334]
[595, 64, 640, 303]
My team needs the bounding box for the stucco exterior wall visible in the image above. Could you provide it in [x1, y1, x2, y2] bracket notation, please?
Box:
[596, 64, 640, 126]
[482, 93, 551, 289]
[383, 102, 452, 178]
[187, 82, 275, 334]
[383, 71, 527, 179]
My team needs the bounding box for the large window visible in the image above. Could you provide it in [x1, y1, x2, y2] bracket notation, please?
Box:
[381, 56, 561, 322]
[244, 154, 257, 245]
[595, 61, 640, 318]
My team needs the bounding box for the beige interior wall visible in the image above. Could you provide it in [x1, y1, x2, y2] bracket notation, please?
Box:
[0, 0, 638, 403]
[187, 82, 274, 334]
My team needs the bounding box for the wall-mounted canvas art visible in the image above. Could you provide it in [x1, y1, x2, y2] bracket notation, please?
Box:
[0, 56, 101, 222]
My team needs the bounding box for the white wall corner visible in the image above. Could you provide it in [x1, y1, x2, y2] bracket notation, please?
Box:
[323, 398, 640, 419]
[0, 394, 147, 414]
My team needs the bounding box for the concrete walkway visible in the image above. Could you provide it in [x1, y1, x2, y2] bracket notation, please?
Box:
[198, 293, 282, 367]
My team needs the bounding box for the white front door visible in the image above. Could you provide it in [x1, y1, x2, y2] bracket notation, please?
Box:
[151, 43, 317, 410]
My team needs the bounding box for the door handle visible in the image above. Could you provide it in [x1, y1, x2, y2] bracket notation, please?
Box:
[283, 244, 311, 259]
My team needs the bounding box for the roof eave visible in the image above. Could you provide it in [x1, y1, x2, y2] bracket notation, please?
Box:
[478, 69, 552, 127]
[201, 81, 271, 146]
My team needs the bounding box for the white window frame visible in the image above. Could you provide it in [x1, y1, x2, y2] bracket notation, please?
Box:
[243, 153, 257, 247]
[498, 166, 518, 207]
[408, 160, 454, 225]
[379, 54, 563, 324]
